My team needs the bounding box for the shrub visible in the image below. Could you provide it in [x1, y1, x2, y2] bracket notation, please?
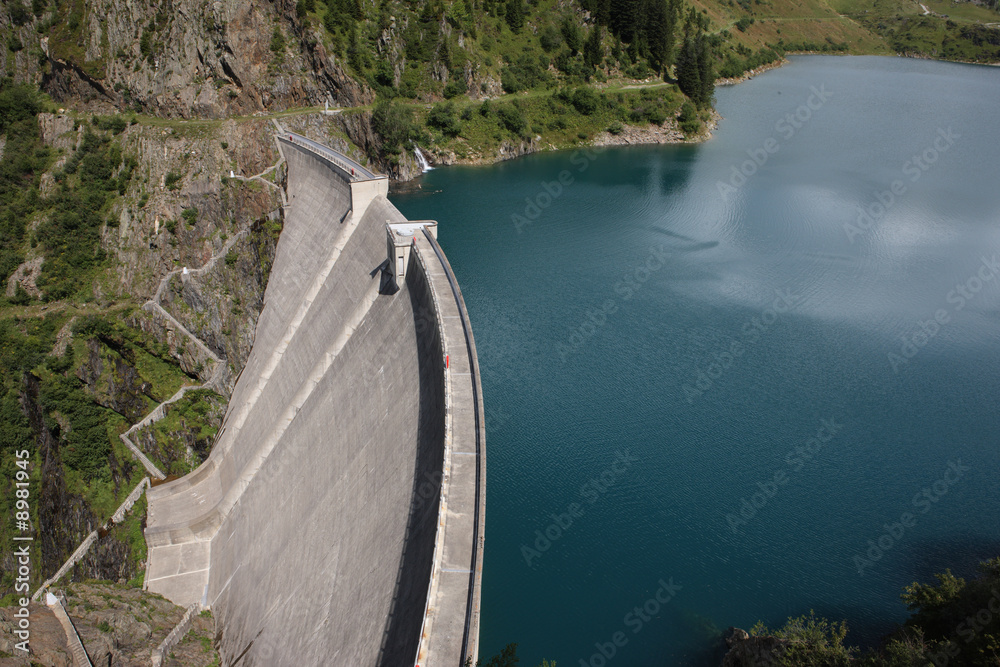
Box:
[645, 106, 667, 125]
[165, 171, 182, 190]
[540, 26, 562, 52]
[571, 87, 599, 115]
[443, 78, 468, 99]
[626, 61, 651, 79]
[496, 104, 527, 136]
[750, 612, 854, 666]
[181, 207, 198, 228]
[501, 54, 549, 93]
[678, 101, 700, 135]
[8, 2, 31, 26]
[270, 28, 286, 62]
[426, 102, 461, 136]
[94, 115, 127, 134]
[371, 98, 417, 153]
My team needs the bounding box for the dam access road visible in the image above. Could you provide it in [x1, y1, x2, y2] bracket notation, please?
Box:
[141, 132, 485, 666]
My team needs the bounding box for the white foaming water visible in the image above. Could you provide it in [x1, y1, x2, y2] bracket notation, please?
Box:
[414, 145, 433, 172]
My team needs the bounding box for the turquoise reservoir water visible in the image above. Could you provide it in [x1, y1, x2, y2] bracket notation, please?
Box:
[392, 56, 1000, 666]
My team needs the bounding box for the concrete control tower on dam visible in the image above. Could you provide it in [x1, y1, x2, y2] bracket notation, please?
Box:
[142, 132, 485, 666]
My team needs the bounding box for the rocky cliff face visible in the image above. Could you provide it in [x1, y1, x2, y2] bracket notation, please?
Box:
[3, 109, 286, 596]
[0, 583, 218, 666]
[3, 0, 373, 118]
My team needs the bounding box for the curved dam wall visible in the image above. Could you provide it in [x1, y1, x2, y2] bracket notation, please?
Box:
[143, 134, 484, 666]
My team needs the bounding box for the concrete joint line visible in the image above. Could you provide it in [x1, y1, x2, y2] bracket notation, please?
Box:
[146, 566, 211, 583]
[223, 211, 363, 442]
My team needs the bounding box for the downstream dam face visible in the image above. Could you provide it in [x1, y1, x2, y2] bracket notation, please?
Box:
[143, 134, 485, 666]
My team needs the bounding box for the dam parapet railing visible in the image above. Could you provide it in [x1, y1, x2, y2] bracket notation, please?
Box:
[282, 132, 379, 181]
[409, 227, 486, 666]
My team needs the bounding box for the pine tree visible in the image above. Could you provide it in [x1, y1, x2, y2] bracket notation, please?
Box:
[583, 24, 603, 70]
[594, 0, 611, 27]
[675, 8, 714, 107]
[562, 16, 584, 55]
[697, 33, 715, 108]
[505, 0, 525, 32]
[675, 35, 698, 101]
[645, 0, 677, 75]
[609, 0, 640, 43]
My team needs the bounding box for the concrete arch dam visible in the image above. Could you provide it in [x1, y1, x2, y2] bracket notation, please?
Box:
[143, 133, 485, 666]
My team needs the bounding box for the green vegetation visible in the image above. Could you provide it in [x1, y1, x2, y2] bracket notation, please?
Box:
[39, 129, 136, 300]
[414, 83, 708, 160]
[181, 207, 198, 228]
[746, 557, 1000, 666]
[0, 80, 134, 302]
[0, 80, 47, 283]
[270, 27, 287, 64]
[144, 389, 224, 476]
[750, 612, 855, 665]
[675, 8, 715, 108]
[471, 643, 555, 666]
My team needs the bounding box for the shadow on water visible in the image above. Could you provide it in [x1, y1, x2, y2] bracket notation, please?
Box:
[376, 261, 447, 665]
[901, 534, 1000, 588]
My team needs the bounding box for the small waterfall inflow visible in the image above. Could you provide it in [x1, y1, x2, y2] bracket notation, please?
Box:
[414, 145, 433, 172]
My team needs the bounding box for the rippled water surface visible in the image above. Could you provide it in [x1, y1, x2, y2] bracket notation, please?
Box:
[392, 56, 1000, 666]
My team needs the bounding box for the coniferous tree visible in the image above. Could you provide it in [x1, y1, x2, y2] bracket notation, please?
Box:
[594, 0, 611, 27]
[562, 16, 584, 55]
[675, 34, 698, 100]
[505, 0, 525, 32]
[697, 33, 715, 108]
[675, 8, 714, 107]
[645, 0, 678, 75]
[583, 24, 604, 70]
[609, 0, 640, 43]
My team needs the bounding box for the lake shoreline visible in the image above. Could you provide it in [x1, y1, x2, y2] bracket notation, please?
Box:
[411, 63, 784, 178]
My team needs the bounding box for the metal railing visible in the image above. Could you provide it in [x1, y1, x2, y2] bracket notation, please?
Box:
[280, 132, 379, 181]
